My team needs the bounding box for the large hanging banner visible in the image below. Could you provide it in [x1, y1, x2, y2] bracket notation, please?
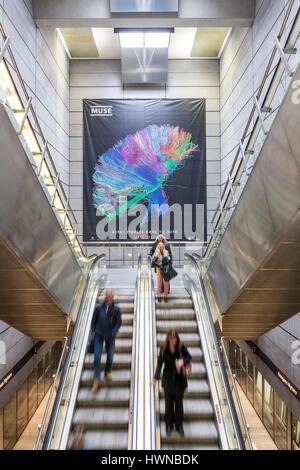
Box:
[83, 99, 206, 241]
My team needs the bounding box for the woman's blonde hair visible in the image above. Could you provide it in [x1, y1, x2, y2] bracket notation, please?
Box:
[154, 241, 167, 258]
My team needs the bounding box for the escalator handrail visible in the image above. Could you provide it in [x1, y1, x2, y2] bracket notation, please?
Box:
[147, 254, 160, 450]
[128, 253, 142, 449]
[184, 253, 246, 450]
[220, 336, 253, 450]
[42, 254, 106, 449]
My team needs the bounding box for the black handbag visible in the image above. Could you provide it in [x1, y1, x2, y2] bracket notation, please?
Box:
[162, 263, 178, 281]
[88, 337, 94, 354]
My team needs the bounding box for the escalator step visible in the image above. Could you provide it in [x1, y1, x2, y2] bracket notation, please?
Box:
[81, 369, 131, 382]
[160, 421, 219, 445]
[160, 398, 214, 420]
[69, 430, 128, 450]
[77, 387, 130, 407]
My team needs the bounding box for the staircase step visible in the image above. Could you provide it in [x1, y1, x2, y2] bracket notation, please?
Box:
[69, 430, 128, 450]
[162, 444, 220, 450]
[77, 387, 130, 407]
[159, 379, 210, 399]
[117, 326, 133, 338]
[160, 421, 219, 445]
[156, 310, 195, 321]
[160, 398, 214, 420]
[156, 321, 198, 334]
[73, 407, 129, 430]
[85, 353, 132, 366]
[82, 369, 131, 382]
[157, 333, 200, 347]
[155, 299, 193, 309]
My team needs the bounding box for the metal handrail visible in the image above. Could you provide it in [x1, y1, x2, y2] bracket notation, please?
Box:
[0, 22, 85, 261]
[220, 337, 254, 450]
[128, 254, 142, 449]
[206, 1, 298, 256]
[34, 336, 68, 450]
[41, 254, 105, 449]
[147, 254, 160, 450]
[184, 253, 246, 450]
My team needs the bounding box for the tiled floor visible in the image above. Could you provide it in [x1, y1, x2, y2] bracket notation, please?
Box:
[14, 390, 54, 450]
[235, 383, 277, 450]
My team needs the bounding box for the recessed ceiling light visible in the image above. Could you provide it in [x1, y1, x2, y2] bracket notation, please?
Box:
[145, 32, 170, 48]
[117, 29, 173, 49]
[119, 32, 144, 48]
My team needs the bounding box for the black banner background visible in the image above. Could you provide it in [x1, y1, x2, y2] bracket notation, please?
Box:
[83, 99, 206, 241]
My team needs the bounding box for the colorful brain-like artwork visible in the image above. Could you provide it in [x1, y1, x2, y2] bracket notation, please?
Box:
[92, 124, 199, 220]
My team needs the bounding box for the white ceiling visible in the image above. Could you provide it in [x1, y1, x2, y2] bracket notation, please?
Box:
[59, 27, 231, 59]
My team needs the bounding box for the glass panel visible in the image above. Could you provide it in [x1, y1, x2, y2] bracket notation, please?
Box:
[247, 360, 254, 405]
[292, 416, 300, 450]
[37, 358, 45, 405]
[3, 393, 17, 450]
[228, 341, 237, 373]
[275, 393, 288, 450]
[17, 380, 28, 439]
[254, 370, 263, 419]
[236, 347, 242, 384]
[44, 351, 51, 393]
[240, 351, 247, 393]
[28, 368, 37, 420]
[263, 379, 274, 438]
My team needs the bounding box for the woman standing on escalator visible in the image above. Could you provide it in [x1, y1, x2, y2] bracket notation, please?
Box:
[152, 330, 192, 437]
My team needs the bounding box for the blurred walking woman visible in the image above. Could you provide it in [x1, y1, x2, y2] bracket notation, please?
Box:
[153, 330, 192, 436]
[152, 242, 170, 302]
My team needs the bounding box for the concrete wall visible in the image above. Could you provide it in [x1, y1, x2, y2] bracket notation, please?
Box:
[0, 0, 68, 407]
[69, 58, 221, 250]
[220, 0, 299, 187]
[220, 0, 300, 418]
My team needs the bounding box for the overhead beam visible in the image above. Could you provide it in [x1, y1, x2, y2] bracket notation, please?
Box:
[33, 0, 255, 28]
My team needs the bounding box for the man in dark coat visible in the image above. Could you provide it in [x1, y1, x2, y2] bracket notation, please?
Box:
[91, 289, 121, 391]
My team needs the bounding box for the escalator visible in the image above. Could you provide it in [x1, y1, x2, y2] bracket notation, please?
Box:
[69, 288, 135, 450]
[155, 289, 220, 449]
[150, 254, 252, 450]
[41, 260, 141, 450]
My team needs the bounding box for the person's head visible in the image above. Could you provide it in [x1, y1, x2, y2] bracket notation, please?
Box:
[105, 289, 114, 306]
[162, 330, 181, 353]
[156, 234, 166, 244]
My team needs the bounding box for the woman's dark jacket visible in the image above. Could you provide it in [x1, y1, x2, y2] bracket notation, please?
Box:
[154, 344, 192, 393]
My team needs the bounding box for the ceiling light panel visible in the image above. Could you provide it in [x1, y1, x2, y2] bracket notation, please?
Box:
[119, 32, 144, 48]
[145, 32, 170, 48]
